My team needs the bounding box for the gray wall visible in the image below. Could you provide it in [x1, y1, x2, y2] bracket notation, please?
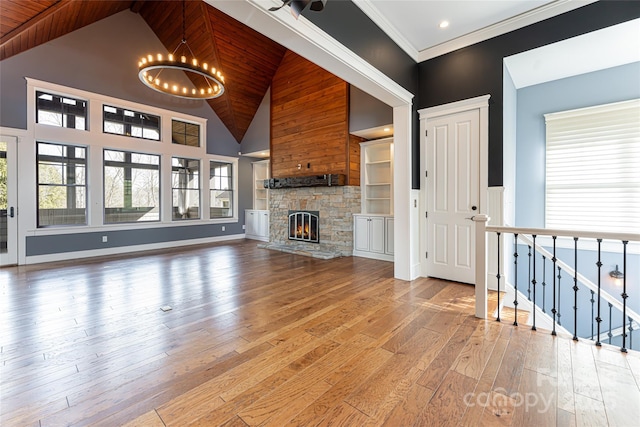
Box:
[349, 86, 392, 133]
[0, 10, 257, 257]
[241, 88, 271, 155]
[515, 62, 640, 227]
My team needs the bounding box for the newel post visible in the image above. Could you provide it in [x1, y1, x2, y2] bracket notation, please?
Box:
[473, 214, 490, 319]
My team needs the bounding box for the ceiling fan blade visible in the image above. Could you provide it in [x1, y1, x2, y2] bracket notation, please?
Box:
[268, 0, 292, 12]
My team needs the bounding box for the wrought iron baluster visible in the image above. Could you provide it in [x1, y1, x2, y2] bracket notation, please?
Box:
[590, 290, 595, 340]
[527, 245, 532, 301]
[542, 256, 547, 314]
[551, 236, 557, 336]
[532, 235, 537, 331]
[572, 237, 579, 341]
[513, 234, 519, 326]
[621, 240, 628, 353]
[608, 302, 613, 344]
[496, 232, 501, 322]
[557, 267, 562, 327]
[596, 239, 602, 346]
[629, 316, 634, 351]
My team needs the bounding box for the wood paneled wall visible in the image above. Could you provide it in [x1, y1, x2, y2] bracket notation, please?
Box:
[270, 51, 351, 180]
[349, 134, 366, 186]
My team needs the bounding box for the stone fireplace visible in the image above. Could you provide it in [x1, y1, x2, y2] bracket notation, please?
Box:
[264, 186, 360, 258]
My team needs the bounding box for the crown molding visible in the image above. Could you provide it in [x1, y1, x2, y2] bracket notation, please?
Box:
[352, 0, 419, 62]
[417, 0, 598, 62]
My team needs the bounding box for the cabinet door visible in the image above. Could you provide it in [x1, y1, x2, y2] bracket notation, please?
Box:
[385, 217, 394, 255]
[354, 216, 370, 252]
[369, 216, 385, 253]
[258, 211, 269, 239]
[245, 210, 256, 236]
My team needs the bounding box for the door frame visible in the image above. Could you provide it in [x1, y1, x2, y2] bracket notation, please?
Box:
[0, 131, 21, 266]
[418, 94, 490, 280]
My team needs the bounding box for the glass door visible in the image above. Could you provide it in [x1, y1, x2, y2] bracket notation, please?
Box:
[0, 135, 18, 266]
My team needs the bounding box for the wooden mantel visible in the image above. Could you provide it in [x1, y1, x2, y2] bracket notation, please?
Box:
[263, 174, 346, 189]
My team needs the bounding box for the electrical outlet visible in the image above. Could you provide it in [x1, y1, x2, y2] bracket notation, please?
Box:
[222, 226, 225, 231]
[242, 225, 245, 230]
[102, 235, 108, 243]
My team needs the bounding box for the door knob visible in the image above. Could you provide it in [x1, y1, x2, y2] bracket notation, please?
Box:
[471, 206, 477, 211]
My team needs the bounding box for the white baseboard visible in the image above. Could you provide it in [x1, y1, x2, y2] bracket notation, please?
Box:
[25, 234, 246, 265]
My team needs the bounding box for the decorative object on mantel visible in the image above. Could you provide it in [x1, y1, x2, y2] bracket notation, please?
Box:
[269, 0, 327, 19]
[137, 0, 225, 100]
[264, 174, 346, 189]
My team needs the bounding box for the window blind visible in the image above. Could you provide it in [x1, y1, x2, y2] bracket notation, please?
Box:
[545, 99, 640, 234]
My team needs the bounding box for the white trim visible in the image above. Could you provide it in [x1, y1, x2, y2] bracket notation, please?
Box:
[25, 234, 245, 265]
[417, 0, 598, 62]
[418, 94, 491, 120]
[393, 104, 414, 280]
[351, 0, 418, 61]
[353, 249, 393, 262]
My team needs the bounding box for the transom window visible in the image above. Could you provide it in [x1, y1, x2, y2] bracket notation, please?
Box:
[210, 161, 233, 218]
[103, 105, 160, 141]
[36, 91, 87, 130]
[172, 119, 200, 147]
[172, 157, 200, 220]
[104, 150, 160, 224]
[37, 142, 87, 227]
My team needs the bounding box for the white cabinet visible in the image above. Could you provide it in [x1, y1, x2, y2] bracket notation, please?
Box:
[245, 209, 269, 242]
[360, 138, 393, 215]
[253, 160, 270, 210]
[353, 214, 393, 261]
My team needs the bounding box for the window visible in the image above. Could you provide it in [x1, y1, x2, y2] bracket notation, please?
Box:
[172, 157, 200, 220]
[37, 142, 87, 227]
[210, 161, 233, 218]
[36, 91, 87, 130]
[172, 119, 200, 147]
[545, 99, 640, 233]
[103, 105, 160, 141]
[104, 150, 160, 223]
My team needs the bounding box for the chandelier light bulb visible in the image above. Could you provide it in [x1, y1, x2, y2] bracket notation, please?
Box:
[136, 1, 225, 100]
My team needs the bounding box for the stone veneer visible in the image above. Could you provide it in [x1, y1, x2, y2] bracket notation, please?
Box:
[268, 186, 361, 257]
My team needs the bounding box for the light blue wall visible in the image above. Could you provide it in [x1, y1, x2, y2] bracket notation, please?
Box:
[515, 62, 640, 227]
[513, 63, 640, 347]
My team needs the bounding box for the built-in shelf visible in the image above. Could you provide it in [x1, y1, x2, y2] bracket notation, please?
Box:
[253, 160, 270, 210]
[360, 138, 393, 215]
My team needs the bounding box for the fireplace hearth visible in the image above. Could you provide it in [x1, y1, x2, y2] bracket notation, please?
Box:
[288, 210, 319, 243]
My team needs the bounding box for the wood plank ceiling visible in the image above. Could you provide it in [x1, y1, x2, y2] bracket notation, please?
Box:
[0, 0, 288, 143]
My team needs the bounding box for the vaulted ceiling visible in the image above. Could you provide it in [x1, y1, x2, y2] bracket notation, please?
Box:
[0, 0, 288, 142]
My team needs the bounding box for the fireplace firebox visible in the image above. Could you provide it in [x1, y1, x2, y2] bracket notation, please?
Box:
[288, 210, 319, 243]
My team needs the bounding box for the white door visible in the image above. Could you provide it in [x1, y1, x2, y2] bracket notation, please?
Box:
[1, 135, 18, 266]
[425, 109, 480, 284]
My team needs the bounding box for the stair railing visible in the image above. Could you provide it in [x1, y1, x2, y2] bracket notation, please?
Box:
[474, 218, 640, 352]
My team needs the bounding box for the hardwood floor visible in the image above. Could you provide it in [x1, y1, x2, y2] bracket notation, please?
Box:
[1, 240, 639, 426]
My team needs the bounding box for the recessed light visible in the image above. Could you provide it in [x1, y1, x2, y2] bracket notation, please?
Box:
[439, 20, 449, 29]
